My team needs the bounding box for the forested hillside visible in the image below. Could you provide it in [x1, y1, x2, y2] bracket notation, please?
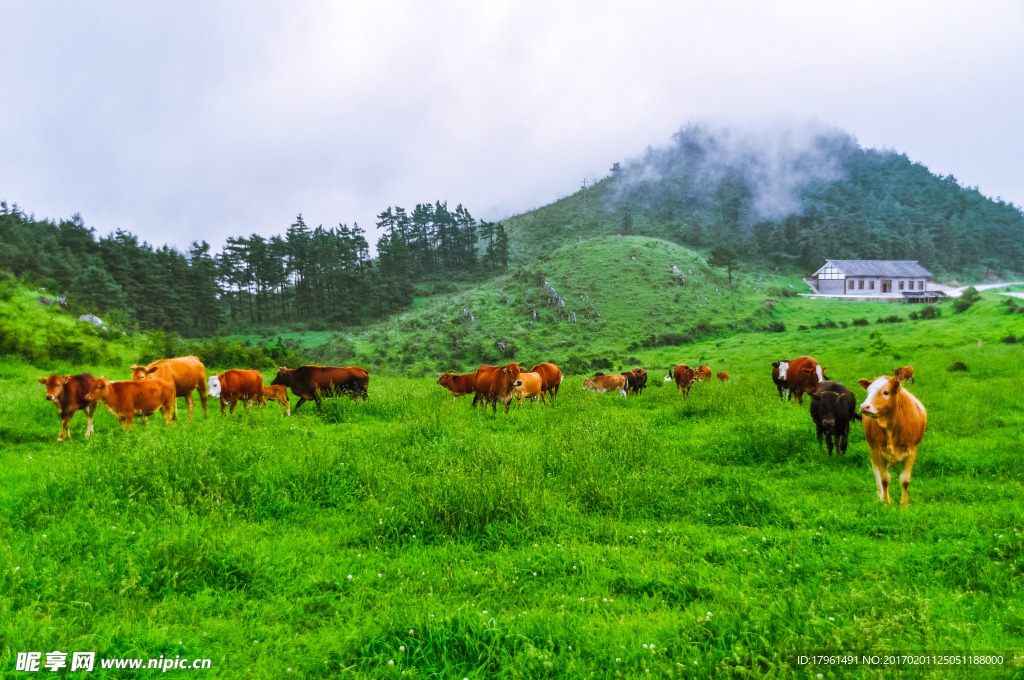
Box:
[506, 124, 1024, 276]
[2, 123, 1023, 341]
[0, 201, 508, 335]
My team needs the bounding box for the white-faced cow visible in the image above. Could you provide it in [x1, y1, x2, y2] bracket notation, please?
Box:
[857, 374, 927, 506]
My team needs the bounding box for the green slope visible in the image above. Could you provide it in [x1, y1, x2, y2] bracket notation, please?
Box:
[314, 236, 793, 375]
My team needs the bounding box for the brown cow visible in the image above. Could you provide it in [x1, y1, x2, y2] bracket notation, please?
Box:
[783, 356, 826, 405]
[716, 371, 729, 382]
[514, 371, 547, 405]
[620, 367, 648, 396]
[207, 369, 264, 415]
[529, 363, 563, 403]
[472, 363, 523, 413]
[86, 377, 176, 431]
[894, 366, 915, 384]
[131, 356, 207, 419]
[260, 384, 291, 416]
[693, 365, 713, 382]
[37, 373, 98, 442]
[858, 375, 927, 506]
[270, 365, 369, 412]
[665, 365, 697, 396]
[582, 373, 628, 397]
[437, 372, 477, 402]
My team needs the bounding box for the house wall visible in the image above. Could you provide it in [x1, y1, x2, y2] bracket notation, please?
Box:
[843, 277, 927, 294]
[818, 277, 846, 294]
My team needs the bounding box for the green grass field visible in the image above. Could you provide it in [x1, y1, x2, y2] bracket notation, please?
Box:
[2, 289, 1023, 678]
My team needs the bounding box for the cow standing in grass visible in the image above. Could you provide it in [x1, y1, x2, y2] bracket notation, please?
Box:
[808, 381, 859, 456]
[472, 363, 523, 413]
[858, 374, 927, 506]
[38, 373, 98, 441]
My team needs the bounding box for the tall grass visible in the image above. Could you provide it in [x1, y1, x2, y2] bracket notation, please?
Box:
[2, 292, 1023, 678]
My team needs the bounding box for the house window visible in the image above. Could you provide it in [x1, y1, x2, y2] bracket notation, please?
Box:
[858, 280, 864, 290]
[869, 281, 875, 290]
[848, 280, 854, 290]
[918, 281, 924, 290]
[899, 281, 905, 291]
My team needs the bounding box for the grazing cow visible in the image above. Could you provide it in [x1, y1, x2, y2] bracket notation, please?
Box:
[693, 365, 713, 382]
[436, 372, 477, 402]
[716, 371, 729, 382]
[37, 373, 98, 442]
[207, 369, 264, 415]
[513, 371, 547, 405]
[808, 381, 860, 456]
[771, 360, 790, 399]
[857, 375, 927, 506]
[583, 373, 628, 397]
[270, 365, 369, 412]
[621, 367, 648, 396]
[529, 363, 563, 403]
[894, 366, 915, 384]
[665, 365, 697, 396]
[472, 363, 523, 413]
[86, 377, 176, 431]
[783, 356, 826, 405]
[260, 384, 291, 416]
[131, 356, 207, 419]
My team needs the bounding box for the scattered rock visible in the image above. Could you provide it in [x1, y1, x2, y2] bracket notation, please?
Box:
[79, 314, 103, 327]
[38, 296, 53, 306]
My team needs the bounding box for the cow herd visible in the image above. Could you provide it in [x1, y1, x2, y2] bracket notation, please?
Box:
[38, 356, 368, 437]
[38, 353, 927, 506]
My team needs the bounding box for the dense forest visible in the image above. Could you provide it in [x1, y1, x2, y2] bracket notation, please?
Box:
[0, 200, 509, 335]
[3, 124, 1023, 338]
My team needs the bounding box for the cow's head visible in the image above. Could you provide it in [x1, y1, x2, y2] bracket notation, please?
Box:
[207, 374, 222, 398]
[582, 377, 594, 391]
[130, 364, 161, 381]
[810, 390, 843, 434]
[437, 373, 455, 388]
[38, 374, 71, 402]
[271, 366, 295, 387]
[774, 360, 790, 380]
[504, 362, 522, 387]
[857, 376, 899, 418]
[86, 377, 111, 402]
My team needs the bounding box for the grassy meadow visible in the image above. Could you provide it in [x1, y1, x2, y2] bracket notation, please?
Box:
[2, 289, 1024, 678]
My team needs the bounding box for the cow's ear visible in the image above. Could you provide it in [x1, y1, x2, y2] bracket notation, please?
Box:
[146, 366, 160, 375]
[37, 377, 47, 384]
[891, 379, 902, 392]
[857, 379, 871, 390]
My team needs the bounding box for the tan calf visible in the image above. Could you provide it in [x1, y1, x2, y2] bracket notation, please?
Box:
[86, 377, 177, 431]
[131, 356, 207, 419]
[513, 371, 548, 405]
[260, 384, 291, 416]
[857, 375, 927, 506]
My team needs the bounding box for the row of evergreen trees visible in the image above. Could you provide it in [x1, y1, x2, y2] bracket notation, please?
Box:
[0, 200, 508, 334]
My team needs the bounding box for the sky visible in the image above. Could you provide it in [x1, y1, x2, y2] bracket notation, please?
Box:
[2, 1, 1022, 253]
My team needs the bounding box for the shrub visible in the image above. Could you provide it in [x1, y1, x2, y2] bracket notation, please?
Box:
[852, 318, 869, 326]
[875, 315, 905, 324]
[798, 325, 808, 331]
[948, 362, 969, 372]
[919, 305, 942, 319]
[953, 286, 982, 313]
[1001, 335, 1018, 344]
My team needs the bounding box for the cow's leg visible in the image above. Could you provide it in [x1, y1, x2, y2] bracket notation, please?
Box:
[140, 414, 148, 428]
[163, 404, 174, 426]
[871, 452, 892, 504]
[184, 392, 194, 420]
[57, 413, 72, 442]
[825, 433, 835, 456]
[293, 396, 308, 412]
[198, 385, 209, 418]
[838, 426, 849, 455]
[899, 450, 917, 507]
[816, 426, 824, 454]
[229, 399, 238, 414]
[85, 404, 96, 437]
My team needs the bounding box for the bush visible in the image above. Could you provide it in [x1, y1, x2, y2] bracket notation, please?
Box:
[852, 318, 869, 326]
[798, 325, 808, 331]
[813, 320, 838, 329]
[948, 362, 969, 372]
[875, 315, 905, 324]
[1001, 335, 1018, 344]
[953, 287, 982, 313]
[918, 305, 942, 319]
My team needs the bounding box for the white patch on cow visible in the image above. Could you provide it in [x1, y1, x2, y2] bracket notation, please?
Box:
[619, 388, 627, 397]
[860, 376, 889, 415]
[207, 375, 222, 398]
[778, 361, 789, 380]
[664, 375, 672, 382]
[815, 364, 824, 383]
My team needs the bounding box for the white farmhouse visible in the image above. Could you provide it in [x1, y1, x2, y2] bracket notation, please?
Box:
[813, 260, 932, 296]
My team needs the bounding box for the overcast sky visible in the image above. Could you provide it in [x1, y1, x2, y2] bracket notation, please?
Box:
[2, 1, 1022, 253]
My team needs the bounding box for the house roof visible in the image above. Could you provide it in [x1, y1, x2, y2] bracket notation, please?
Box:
[814, 260, 932, 278]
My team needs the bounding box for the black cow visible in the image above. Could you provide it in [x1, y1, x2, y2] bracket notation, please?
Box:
[771, 360, 790, 400]
[808, 380, 860, 455]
